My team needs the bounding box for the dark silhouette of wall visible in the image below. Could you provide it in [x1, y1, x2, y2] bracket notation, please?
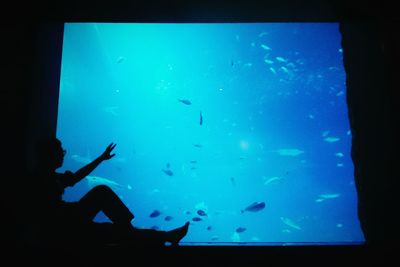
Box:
[340, 22, 398, 245]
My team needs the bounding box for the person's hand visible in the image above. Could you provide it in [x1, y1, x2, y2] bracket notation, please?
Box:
[100, 143, 117, 161]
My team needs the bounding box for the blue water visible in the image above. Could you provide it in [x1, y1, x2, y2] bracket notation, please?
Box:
[57, 22, 365, 245]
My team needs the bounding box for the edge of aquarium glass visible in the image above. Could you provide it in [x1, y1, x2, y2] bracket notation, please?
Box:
[178, 242, 365, 246]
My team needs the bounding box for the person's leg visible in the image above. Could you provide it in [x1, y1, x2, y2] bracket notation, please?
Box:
[127, 222, 190, 247]
[77, 185, 134, 227]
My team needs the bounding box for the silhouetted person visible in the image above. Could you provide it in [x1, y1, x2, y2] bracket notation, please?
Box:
[31, 137, 189, 248]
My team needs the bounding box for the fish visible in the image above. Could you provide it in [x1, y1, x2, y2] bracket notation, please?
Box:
[190, 161, 197, 164]
[236, 227, 246, 233]
[164, 216, 173, 221]
[166, 162, 170, 168]
[268, 149, 304, 157]
[116, 56, 125, 64]
[178, 99, 191, 105]
[269, 67, 277, 74]
[280, 66, 289, 74]
[162, 169, 174, 176]
[71, 154, 92, 164]
[192, 217, 202, 222]
[260, 44, 271, 51]
[264, 59, 274, 65]
[150, 210, 161, 218]
[322, 131, 330, 137]
[86, 175, 124, 190]
[276, 57, 287, 63]
[197, 210, 207, 216]
[320, 193, 341, 199]
[200, 111, 203, 126]
[207, 226, 212, 231]
[230, 177, 236, 186]
[280, 217, 301, 230]
[324, 137, 340, 143]
[335, 152, 344, 157]
[241, 201, 265, 213]
[103, 106, 119, 116]
[336, 91, 344, 97]
[315, 193, 341, 202]
[263, 176, 282, 186]
[193, 144, 202, 148]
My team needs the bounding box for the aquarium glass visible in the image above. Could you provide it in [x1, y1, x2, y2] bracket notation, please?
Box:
[56, 22, 365, 245]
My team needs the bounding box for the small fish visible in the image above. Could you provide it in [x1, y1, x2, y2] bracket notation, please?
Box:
[192, 217, 202, 222]
[162, 169, 174, 176]
[276, 56, 287, 63]
[190, 161, 197, 164]
[230, 177, 236, 186]
[322, 131, 330, 137]
[86, 175, 124, 190]
[103, 106, 120, 116]
[116, 56, 125, 64]
[197, 210, 207, 216]
[236, 227, 246, 233]
[263, 176, 282, 186]
[315, 193, 340, 202]
[150, 210, 161, 218]
[164, 216, 173, 221]
[280, 66, 289, 74]
[269, 149, 304, 157]
[280, 217, 301, 230]
[335, 152, 344, 157]
[200, 111, 203, 126]
[193, 144, 202, 148]
[71, 154, 92, 164]
[324, 137, 340, 143]
[264, 59, 274, 65]
[260, 44, 271, 51]
[336, 91, 344, 97]
[319, 193, 341, 199]
[166, 162, 170, 168]
[178, 99, 191, 105]
[241, 201, 266, 213]
[207, 226, 212, 231]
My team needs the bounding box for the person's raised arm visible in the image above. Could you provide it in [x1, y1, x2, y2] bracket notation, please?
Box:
[72, 143, 117, 183]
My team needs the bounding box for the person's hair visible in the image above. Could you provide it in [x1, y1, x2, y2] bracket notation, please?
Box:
[36, 136, 62, 163]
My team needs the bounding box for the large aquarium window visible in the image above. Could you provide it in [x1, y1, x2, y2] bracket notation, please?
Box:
[57, 22, 365, 245]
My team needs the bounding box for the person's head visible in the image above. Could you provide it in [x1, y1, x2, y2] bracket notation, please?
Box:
[36, 137, 66, 171]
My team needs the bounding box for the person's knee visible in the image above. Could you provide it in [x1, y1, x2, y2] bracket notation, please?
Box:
[91, 185, 114, 195]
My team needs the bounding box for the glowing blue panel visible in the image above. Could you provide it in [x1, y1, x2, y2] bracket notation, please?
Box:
[57, 23, 364, 245]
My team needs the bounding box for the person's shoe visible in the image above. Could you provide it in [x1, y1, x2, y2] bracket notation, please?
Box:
[166, 222, 190, 246]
